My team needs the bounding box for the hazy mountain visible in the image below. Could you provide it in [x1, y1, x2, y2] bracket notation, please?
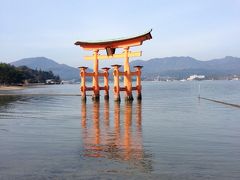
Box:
[10, 56, 240, 81]
[130, 56, 240, 79]
[204, 56, 240, 71]
[11, 57, 80, 80]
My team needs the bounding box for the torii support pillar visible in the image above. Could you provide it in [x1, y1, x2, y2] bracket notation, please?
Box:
[134, 66, 143, 101]
[101, 67, 110, 100]
[79, 66, 88, 101]
[124, 47, 134, 102]
[92, 50, 100, 101]
[112, 64, 121, 102]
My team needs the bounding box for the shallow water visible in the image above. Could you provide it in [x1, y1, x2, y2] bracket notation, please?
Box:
[0, 81, 240, 179]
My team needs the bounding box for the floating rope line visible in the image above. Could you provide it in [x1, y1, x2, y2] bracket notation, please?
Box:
[199, 97, 240, 108]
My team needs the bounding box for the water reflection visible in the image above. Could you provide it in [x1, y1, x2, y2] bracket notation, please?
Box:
[81, 101, 152, 172]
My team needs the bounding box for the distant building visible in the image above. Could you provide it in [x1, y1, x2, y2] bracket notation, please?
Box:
[45, 79, 59, 84]
[231, 75, 240, 80]
[187, 75, 205, 81]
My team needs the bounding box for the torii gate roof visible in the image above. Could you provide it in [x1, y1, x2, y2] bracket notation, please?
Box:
[75, 29, 152, 50]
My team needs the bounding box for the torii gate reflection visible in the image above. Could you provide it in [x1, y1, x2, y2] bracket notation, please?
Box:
[81, 101, 152, 171]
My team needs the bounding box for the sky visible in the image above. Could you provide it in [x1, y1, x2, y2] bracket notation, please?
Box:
[0, 0, 240, 67]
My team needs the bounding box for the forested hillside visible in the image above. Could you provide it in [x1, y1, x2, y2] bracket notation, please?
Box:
[0, 63, 60, 85]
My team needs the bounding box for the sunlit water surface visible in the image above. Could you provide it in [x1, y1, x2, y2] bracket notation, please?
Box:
[0, 81, 240, 179]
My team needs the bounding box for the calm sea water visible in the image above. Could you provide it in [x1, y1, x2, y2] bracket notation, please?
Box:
[0, 81, 240, 179]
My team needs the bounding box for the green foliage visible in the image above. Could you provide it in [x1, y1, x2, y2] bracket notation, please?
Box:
[0, 63, 60, 85]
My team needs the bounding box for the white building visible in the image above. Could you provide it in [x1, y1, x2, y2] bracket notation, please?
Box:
[187, 75, 205, 81]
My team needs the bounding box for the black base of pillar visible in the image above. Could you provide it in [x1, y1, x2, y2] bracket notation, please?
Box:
[104, 94, 109, 100]
[81, 95, 87, 102]
[137, 93, 142, 101]
[92, 94, 100, 101]
[114, 94, 121, 102]
[125, 95, 134, 102]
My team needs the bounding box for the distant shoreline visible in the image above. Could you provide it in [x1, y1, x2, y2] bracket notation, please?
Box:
[0, 85, 26, 91]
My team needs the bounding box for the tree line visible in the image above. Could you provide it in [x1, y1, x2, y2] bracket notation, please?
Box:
[0, 63, 61, 85]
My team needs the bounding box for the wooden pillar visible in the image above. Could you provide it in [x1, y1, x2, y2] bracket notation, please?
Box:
[111, 64, 121, 102]
[79, 66, 88, 101]
[124, 47, 133, 101]
[134, 66, 143, 100]
[92, 49, 100, 101]
[101, 67, 110, 100]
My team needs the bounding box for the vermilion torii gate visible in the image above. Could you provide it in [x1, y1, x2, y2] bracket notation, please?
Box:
[75, 29, 152, 101]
